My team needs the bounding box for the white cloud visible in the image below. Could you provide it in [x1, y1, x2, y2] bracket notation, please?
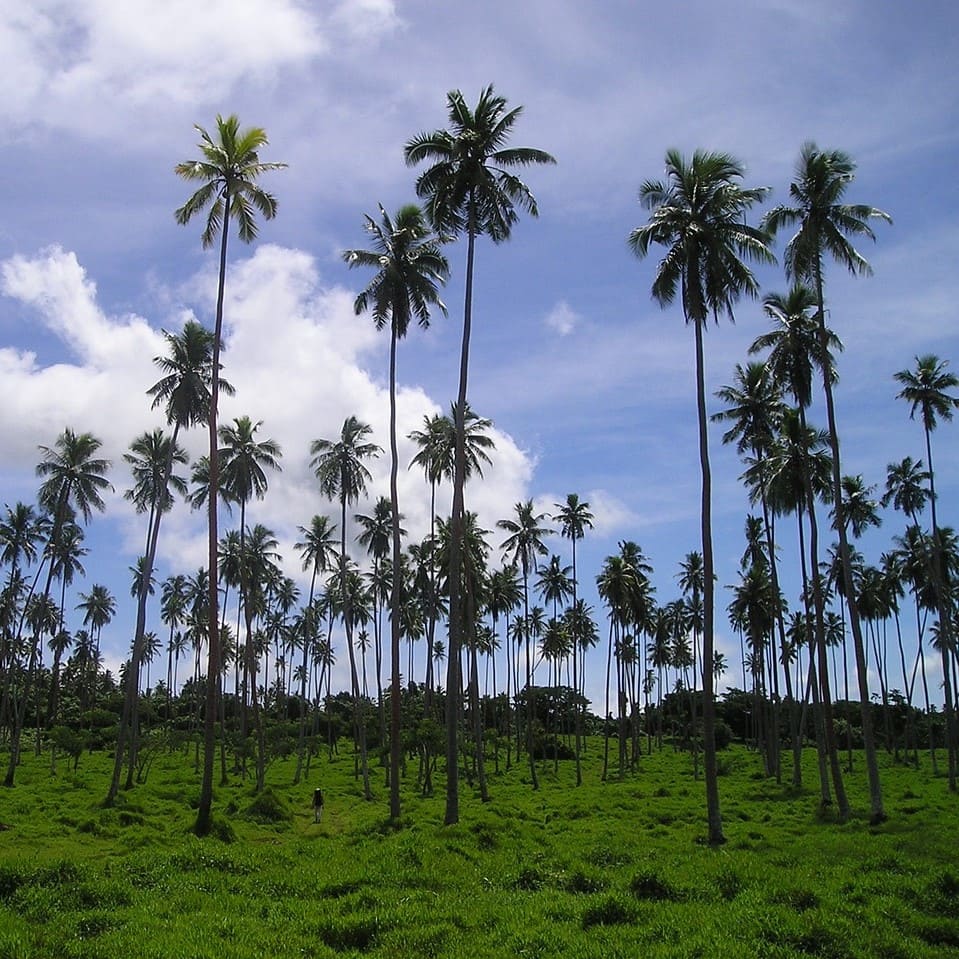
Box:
[0, 243, 536, 678]
[0, 0, 324, 137]
[543, 299, 579, 336]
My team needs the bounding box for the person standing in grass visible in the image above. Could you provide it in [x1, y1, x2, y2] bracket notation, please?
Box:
[312, 789, 325, 823]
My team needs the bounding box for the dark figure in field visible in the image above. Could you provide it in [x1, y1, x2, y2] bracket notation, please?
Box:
[312, 788, 325, 823]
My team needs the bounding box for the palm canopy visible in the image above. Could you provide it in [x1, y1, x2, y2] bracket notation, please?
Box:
[404, 85, 556, 242]
[218, 415, 282, 508]
[836, 474, 881, 539]
[174, 115, 286, 249]
[36, 429, 112, 525]
[881, 456, 931, 518]
[894, 354, 959, 434]
[124, 429, 189, 516]
[762, 142, 891, 283]
[344, 203, 449, 336]
[311, 416, 382, 508]
[712, 361, 785, 456]
[355, 496, 405, 561]
[408, 404, 495, 485]
[148, 321, 233, 430]
[498, 501, 552, 577]
[295, 515, 339, 574]
[750, 284, 841, 409]
[553, 493, 594, 544]
[0, 503, 44, 574]
[628, 149, 774, 326]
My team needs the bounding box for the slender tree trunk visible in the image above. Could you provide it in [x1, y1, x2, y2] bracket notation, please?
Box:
[924, 427, 958, 791]
[196, 201, 231, 837]
[445, 217, 476, 826]
[813, 262, 884, 822]
[693, 319, 724, 844]
[388, 328, 403, 821]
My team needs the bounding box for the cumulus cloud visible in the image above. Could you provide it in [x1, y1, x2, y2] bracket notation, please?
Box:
[0, 0, 400, 138]
[0, 242, 535, 681]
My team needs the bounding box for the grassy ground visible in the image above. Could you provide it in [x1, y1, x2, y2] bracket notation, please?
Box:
[0, 740, 957, 958]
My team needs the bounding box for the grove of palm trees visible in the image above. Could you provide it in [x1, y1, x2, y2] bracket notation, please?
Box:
[2, 87, 957, 870]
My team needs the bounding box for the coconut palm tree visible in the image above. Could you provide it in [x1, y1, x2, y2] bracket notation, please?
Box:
[311, 416, 381, 800]
[498, 500, 552, 788]
[217, 415, 282, 754]
[355, 496, 405, 756]
[344, 204, 448, 818]
[763, 142, 890, 823]
[175, 115, 284, 834]
[628, 149, 773, 843]
[749, 284, 847, 807]
[894, 354, 959, 790]
[553, 493, 594, 783]
[405, 86, 554, 824]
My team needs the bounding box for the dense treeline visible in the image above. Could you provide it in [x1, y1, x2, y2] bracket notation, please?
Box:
[1, 88, 957, 842]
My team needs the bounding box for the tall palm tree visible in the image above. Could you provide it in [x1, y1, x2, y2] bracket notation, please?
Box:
[628, 149, 773, 843]
[355, 496, 404, 755]
[763, 142, 890, 823]
[175, 115, 284, 835]
[894, 354, 959, 790]
[311, 416, 381, 800]
[405, 86, 554, 825]
[553, 493, 594, 784]
[749, 284, 847, 809]
[344, 202, 448, 820]
[498, 500, 552, 788]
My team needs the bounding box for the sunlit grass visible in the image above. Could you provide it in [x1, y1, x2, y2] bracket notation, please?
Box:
[1, 740, 957, 957]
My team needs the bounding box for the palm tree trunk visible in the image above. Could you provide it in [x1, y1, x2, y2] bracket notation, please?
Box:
[813, 263, 884, 822]
[196, 200, 230, 836]
[388, 327, 403, 820]
[445, 216, 476, 826]
[924, 426, 958, 791]
[693, 319, 723, 844]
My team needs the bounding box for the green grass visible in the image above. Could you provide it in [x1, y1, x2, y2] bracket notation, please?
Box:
[1, 741, 957, 958]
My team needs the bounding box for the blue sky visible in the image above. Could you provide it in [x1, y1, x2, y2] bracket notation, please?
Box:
[1, 0, 957, 708]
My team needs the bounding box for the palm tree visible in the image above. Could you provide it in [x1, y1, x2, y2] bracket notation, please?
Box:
[344, 202, 448, 820]
[355, 496, 402, 754]
[553, 493, 594, 784]
[894, 354, 959, 790]
[175, 114, 284, 835]
[628, 149, 773, 843]
[749, 284, 847, 808]
[311, 416, 381, 799]
[405, 86, 554, 825]
[498, 500, 552, 788]
[763, 142, 890, 823]
[292, 512, 339, 780]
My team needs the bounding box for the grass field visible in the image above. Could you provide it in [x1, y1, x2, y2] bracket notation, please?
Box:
[1, 741, 957, 958]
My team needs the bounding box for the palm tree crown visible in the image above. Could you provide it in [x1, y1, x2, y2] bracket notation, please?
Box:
[763, 142, 891, 283]
[174, 115, 286, 248]
[628, 149, 774, 325]
[404, 85, 556, 241]
[894, 354, 959, 434]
